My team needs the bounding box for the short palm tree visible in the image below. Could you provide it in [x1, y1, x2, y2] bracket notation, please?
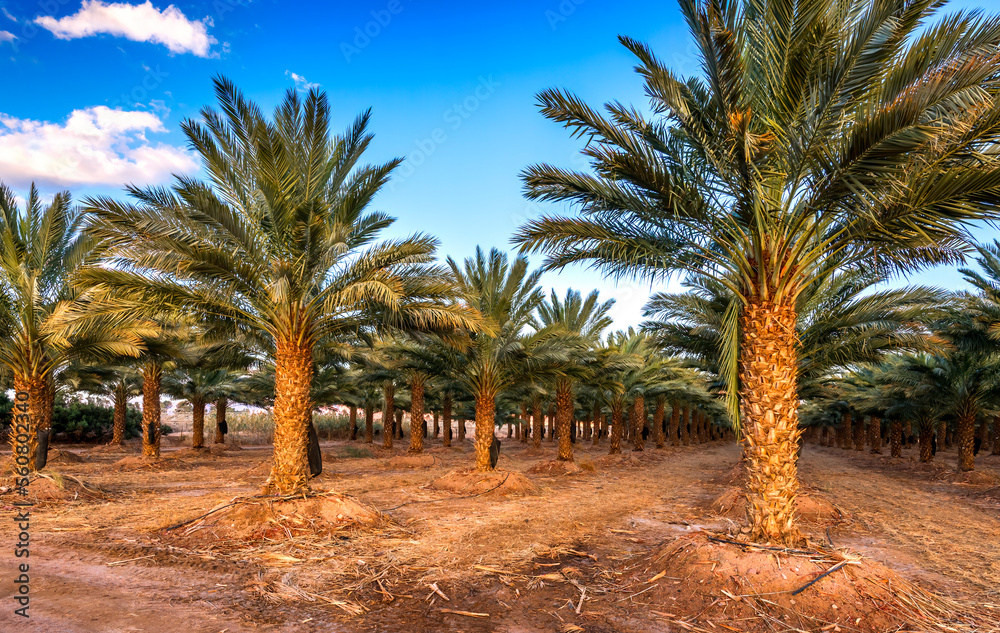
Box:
[514, 1, 1000, 544]
[448, 247, 545, 471]
[81, 79, 476, 494]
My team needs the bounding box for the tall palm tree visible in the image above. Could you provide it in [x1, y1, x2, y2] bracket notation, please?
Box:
[0, 184, 144, 469]
[448, 247, 544, 471]
[534, 289, 614, 461]
[513, 1, 1000, 543]
[81, 78, 476, 494]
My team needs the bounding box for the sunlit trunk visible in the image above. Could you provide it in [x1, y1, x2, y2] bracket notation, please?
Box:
[474, 390, 497, 471]
[519, 404, 528, 443]
[349, 405, 358, 441]
[632, 395, 645, 451]
[739, 296, 802, 545]
[609, 401, 623, 455]
[408, 374, 425, 454]
[669, 402, 680, 447]
[112, 382, 127, 445]
[264, 337, 313, 494]
[364, 405, 374, 444]
[919, 420, 934, 462]
[556, 379, 574, 461]
[191, 395, 205, 449]
[956, 401, 976, 472]
[853, 413, 865, 451]
[532, 400, 543, 449]
[12, 373, 46, 472]
[443, 394, 453, 447]
[681, 404, 690, 445]
[382, 381, 394, 449]
[141, 362, 162, 459]
[869, 416, 882, 454]
[890, 419, 902, 457]
[653, 396, 665, 448]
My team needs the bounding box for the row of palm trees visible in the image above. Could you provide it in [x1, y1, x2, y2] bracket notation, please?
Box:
[4, 0, 1000, 547]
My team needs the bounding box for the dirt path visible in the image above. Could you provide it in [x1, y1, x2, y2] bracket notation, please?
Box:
[0, 437, 996, 631]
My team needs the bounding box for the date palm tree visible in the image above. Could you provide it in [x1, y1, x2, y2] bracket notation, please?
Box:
[514, 0, 1000, 543]
[534, 289, 614, 461]
[447, 247, 545, 471]
[81, 78, 476, 494]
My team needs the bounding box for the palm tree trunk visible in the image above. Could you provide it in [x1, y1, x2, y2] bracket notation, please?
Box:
[141, 362, 162, 459]
[214, 397, 227, 444]
[632, 396, 645, 451]
[191, 395, 205, 449]
[681, 404, 690, 445]
[408, 374, 426, 454]
[395, 409, 404, 439]
[937, 420, 947, 452]
[382, 381, 394, 450]
[653, 396, 665, 449]
[265, 338, 313, 494]
[739, 297, 802, 546]
[112, 382, 127, 445]
[556, 379, 574, 461]
[474, 390, 497, 471]
[956, 404, 977, 472]
[853, 414, 865, 451]
[993, 416, 1000, 456]
[364, 405, 374, 443]
[669, 402, 680, 447]
[442, 394, 453, 447]
[42, 374, 54, 447]
[591, 402, 601, 446]
[869, 416, 882, 454]
[12, 373, 47, 472]
[890, 419, 903, 457]
[458, 416, 466, 442]
[349, 406, 358, 441]
[609, 402, 623, 455]
[919, 422, 934, 462]
[433, 409, 440, 438]
[840, 412, 851, 450]
[530, 400, 542, 449]
[520, 404, 529, 443]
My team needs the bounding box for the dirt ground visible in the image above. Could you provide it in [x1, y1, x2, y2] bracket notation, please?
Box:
[1, 432, 998, 633]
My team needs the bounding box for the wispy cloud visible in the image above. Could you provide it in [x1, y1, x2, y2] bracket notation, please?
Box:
[0, 30, 14, 43]
[0, 106, 197, 189]
[2, 7, 17, 22]
[36, 1, 217, 57]
[285, 70, 320, 92]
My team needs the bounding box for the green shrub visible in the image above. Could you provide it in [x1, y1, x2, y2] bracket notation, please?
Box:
[52, 403, 142, 441]
[343, 446, 373, 458]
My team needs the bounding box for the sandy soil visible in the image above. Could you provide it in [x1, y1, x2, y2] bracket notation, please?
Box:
[0, 434, 997, 632]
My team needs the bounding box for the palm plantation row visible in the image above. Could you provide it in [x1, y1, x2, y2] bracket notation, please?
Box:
[4, 0, 1000, 548]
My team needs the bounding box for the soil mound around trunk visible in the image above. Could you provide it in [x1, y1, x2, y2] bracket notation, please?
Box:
[710, 487, 843, 523]
[430, 469, 536, 496]
[595, 453, 643, 468]
[110, 455, 196, 472]
[161, 491, 385, 544]
[170, 448, 212, 458]
[621, 533, 988, 632]
[386, 454, 436, 468]
[46, 449, 88, 464]
[85, 443, 136, 455]
[527, 459, 582, 476]
[0, 473, 106, 503]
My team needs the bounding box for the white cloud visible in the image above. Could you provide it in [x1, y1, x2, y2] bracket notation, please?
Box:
[285, 70, 320, 92]
[0, 106, 197, 189]
[0, 30, 14, 43]
[2, 8, 17, 22]
[36, 1, 216, 57]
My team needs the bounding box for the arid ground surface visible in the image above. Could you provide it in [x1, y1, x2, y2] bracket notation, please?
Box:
[1, 431, 999, 632]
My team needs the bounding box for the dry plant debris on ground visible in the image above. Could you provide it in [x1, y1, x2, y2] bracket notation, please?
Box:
[0, 437, 998, 632]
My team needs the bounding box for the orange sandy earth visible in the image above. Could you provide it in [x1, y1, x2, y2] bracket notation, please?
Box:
[0, 431, 998, 633]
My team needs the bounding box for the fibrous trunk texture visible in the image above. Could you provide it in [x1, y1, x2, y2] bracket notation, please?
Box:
[681, 405, 690, 445]
[382, 382, 395, 450]
[739, 297, 802, 546]
[841, 412, 852, 450]
[632, 396, 645, 451]
[474, 392, 497, 471]
[142, 363, 162, 459]
[12, 373, 46, 472]
[890, 419, 902, 458]
[869, 416, 882, 454]
[215, 397, 227, 444]
[556, 380, 574, 461]
[265, 338, 313, 494]
[365, 405, 375, 443]
[349, 406, 358, 441]
[408, 375, 425, 454]
[191, 395, 205, 449]
[853, 413, 865, 451]
[532, 401, 543, 449]
[669, 402, 680, 447]
[434, 409, 440, 438]
[609, 403, 623, 455]
[919, 422, 934, 463]
[654, 396, 665, 448]
[112, 383, 127, 445]
[956, 407, 976, 472]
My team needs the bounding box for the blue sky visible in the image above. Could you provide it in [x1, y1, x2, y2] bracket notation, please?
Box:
[0, 0, 998, 329]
